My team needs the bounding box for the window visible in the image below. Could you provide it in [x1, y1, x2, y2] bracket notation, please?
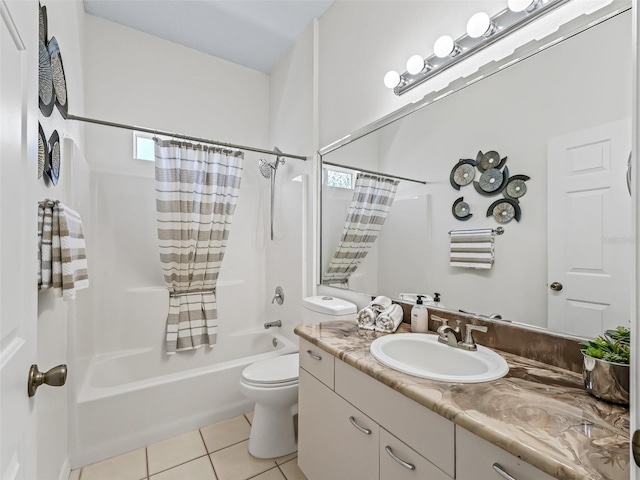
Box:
[325, 169, 353, 189]
[133, 132, 155, 162]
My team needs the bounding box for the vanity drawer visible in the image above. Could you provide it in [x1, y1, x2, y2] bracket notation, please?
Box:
[456, 427, 555, 480]
[334, 359, 455, 477]
[299, 338, 335, 389]
[380, 428, 452, 480]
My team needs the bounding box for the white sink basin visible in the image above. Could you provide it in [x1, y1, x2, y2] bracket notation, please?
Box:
[370, 333, 509, 383]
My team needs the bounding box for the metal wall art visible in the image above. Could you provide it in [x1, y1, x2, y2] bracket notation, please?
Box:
[38, 123, 48, 179]
[449, 149, 530, 224]
[46, 130, 61, 186]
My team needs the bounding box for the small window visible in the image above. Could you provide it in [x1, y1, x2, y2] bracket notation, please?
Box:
[325, 169, 353, 189]
[133, 132, 155, 162]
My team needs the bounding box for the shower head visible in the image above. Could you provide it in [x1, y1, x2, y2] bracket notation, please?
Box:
[259, 158, 273, 179]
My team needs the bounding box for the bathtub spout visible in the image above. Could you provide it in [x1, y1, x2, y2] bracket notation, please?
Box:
[264, 320, 282, 329]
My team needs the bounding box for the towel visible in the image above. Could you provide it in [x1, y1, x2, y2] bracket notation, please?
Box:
[370, 295, 392, 312]
[357, 307, 377, 330]
[38, 199, 89, 300]
[375, 304, 404, 333]
[450, 229, 495, 269]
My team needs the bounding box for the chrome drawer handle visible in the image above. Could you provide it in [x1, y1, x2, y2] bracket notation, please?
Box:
[306, 350, 322, 361]
[385, 446, 416, 471]
[348, 416, 371, 435]
[492, 463, 518, 480]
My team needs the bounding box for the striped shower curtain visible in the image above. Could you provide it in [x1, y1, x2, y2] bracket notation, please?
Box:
[154, 139, 243, 354]
[322, 173, 399, 286]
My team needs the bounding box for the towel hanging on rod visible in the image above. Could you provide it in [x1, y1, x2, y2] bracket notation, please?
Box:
[449, 228, 499, 269]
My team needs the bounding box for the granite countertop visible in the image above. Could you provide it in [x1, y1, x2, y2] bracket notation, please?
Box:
[294, 320, 630, 480]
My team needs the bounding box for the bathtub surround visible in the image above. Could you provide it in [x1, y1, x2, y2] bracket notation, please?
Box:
[154, 139, 244, 354]
[37, 199, 89, 300]
[295, 321, 629, 479]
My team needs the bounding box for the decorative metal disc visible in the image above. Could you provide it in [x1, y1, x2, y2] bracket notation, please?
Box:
[38, 123, 47, 179]
[39, 4, 48, 44]
[452, 197, 472, 220]
[453, 164, 475, 187]
[48, 38, 68, 118]
[39, 40, 54, 117]
[506, 179, 527, 198]
[47, 130, 60, 186]
[486, 198, 521, 224]
[479, 168, 503, 192]
[476, 150, 507, 172]
[449, 159, 477, 190]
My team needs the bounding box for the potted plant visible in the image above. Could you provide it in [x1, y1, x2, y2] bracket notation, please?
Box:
[580, 326, 630, 406]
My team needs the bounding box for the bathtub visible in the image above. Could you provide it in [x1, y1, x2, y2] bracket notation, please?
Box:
[71, 328, 298, 468]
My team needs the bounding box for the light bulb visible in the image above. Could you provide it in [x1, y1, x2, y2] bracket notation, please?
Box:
[406, 55, 425, 75]
[384, 70, 401, 89]
[467, 12, 495, 38]
[434, 35, 460, 58]
[508, 0, 540, 13]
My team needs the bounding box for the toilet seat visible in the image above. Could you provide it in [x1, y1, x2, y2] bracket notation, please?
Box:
[241, 353, 299, 388]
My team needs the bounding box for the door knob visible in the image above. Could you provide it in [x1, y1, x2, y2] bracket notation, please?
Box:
[550, 282, 563, 292]
[633, 430, 640, 467]
[28, 364, 67, 397]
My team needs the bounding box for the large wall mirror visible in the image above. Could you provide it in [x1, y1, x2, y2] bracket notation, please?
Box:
[320, 4, 634, 339]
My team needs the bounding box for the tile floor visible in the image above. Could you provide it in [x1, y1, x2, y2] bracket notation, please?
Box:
[69, 412, 308, 480]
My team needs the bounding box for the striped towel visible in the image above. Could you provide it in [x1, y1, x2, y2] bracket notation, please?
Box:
[450, 229, 495, 269]
[38, 200, 89, 300]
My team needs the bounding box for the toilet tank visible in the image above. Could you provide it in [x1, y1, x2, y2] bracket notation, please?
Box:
[302, 296, 357, 324]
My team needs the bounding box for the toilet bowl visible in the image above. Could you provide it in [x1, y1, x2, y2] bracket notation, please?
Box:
[240, 296, 357, 459]
[239, 353, 299, 459]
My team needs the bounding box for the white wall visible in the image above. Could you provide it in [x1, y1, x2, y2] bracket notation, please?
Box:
[36, 2, 87, 479]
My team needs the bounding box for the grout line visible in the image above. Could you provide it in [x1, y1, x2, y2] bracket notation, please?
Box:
[200, 429, 219, 480]
[148, 453, 209, 477]
[145, 447, 149, 478]
[276, 464, 287, 479]
[208, 438, 250, 455]
[245, 466, 280, 480]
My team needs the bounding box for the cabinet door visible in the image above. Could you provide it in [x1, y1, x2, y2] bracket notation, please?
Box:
[380, 429, 452, 480]
[456, 427, 555, 480]
[299, 368, 379, 480]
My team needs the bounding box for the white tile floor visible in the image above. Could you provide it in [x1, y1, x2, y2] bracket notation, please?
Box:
[70, 412, 308, 480]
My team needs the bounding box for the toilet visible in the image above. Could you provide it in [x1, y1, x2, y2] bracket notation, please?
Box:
[239, 295, 357, 458]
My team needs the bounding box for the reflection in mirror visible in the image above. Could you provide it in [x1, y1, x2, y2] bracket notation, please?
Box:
[320, 9, 633, 338]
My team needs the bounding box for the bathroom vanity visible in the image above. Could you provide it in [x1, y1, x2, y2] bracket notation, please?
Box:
[295, 321, 629, 480]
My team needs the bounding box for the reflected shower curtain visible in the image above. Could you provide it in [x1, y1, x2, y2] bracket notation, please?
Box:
[322, 173, 399, 286]
[154, 139, 243, 354]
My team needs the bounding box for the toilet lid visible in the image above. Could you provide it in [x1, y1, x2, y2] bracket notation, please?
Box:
[242, 353, 299, 386]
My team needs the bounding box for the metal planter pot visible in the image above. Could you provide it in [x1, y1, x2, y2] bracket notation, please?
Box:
[582, 353, 629, 406]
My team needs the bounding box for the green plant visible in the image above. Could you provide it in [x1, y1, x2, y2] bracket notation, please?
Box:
[580, 326, 630, 365]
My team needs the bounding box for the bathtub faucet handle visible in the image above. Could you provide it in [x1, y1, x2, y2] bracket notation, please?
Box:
[271, 286, 284, 305]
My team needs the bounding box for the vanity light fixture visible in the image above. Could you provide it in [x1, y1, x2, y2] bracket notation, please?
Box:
[384, 0, 571, 95]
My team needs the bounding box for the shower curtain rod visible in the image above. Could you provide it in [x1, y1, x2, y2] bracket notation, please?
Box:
[322, 160, 426, 185]
[66, 114, 308, 161]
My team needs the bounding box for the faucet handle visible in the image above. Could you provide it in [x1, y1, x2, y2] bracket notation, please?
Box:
[431, 315, 448, 328]
[463, 324, 488, 350]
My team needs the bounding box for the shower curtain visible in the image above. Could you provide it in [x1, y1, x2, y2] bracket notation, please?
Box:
[322, 173, 399, 286]
[154, 139, 244, 354]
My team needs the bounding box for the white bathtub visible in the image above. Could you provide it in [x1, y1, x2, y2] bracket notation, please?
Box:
[71, 328, 298, 468]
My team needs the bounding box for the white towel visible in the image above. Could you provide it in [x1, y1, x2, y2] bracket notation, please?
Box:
[375, 304, 404, 333]
[450, 229, 495, 269]
[357, 307, 377, 330]
[370, 295, 392, 312]
[38, 200, 89, 300]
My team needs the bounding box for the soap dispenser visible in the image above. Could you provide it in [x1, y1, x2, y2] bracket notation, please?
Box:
[411, 295, 429, 333]
[431, 292, 444, 309]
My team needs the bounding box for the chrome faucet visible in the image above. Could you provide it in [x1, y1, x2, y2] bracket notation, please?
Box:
[432, 316, 488, 351]
[264, 320, 282, 329]
[271, 286, 284, 305]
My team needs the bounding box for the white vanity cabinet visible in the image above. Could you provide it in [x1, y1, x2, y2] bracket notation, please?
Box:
[298, 368, 379, 480]
[380, 428, 452, 480]
[456, 427, 556, 480]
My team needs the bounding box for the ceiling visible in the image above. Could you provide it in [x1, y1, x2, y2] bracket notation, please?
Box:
[83, 0, 334, 73]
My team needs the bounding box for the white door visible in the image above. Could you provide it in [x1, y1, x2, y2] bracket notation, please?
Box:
[548, 119, 632, 337]
[0, 1, 38, 479]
